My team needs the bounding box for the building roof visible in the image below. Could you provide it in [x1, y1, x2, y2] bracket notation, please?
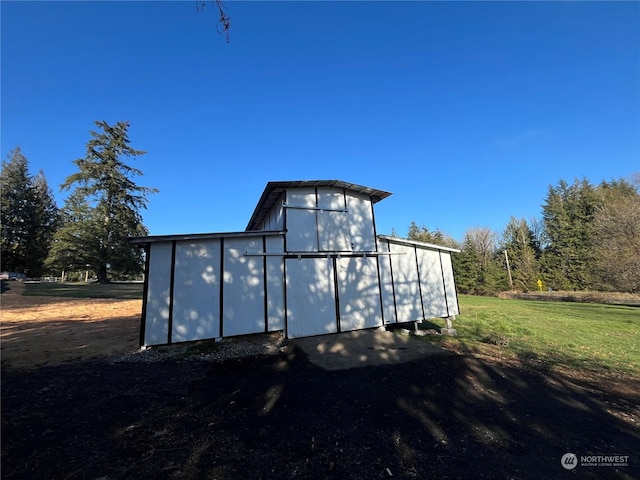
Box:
[245, 180, 393, 231]
[129, 230, 284, 246]
[377, 235, 461, 253]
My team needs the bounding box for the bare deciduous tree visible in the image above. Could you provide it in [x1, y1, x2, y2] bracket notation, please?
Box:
[591, 194, 640, 292]
[197, 0, 232, 42]
[465, 227, 496, 270]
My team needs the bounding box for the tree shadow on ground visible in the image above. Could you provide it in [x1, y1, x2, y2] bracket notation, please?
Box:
[2, 346, 638, 480]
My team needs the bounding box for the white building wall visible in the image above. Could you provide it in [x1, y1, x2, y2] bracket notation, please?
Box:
[317, 190, 350, 251]
[388, 243, 424, 323]
[337, 256, 382, 332]
[261, 198, 284, 231]
[416, 248, 448, 318]
[139, 184, 459, 345]
[285, 257, 337, 338]
[265, 235, 285, 331]
[222, 237, 266, 337]
[144, 242, 173, 345]
[285, 187, 318, 252]
[440, 252, 460, 316]
[376, 239, 398, 325]
[285, 187, 377, 254]
[171, 240, 221, 343]
[347, 192, 376, 251]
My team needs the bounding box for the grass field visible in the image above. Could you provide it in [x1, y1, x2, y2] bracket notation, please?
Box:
[422, 294, 640, 377]
[14, 281, 144, 300]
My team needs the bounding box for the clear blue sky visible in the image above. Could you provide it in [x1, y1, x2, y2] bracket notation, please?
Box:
[2, 1, 639, 242]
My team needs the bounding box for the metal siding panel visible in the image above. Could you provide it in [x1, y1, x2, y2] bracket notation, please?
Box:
[317, 190, 350, 251]
[416, 248, 448, 318]
[266, 236, 285, 331]
[337, 257, 382, 332]
[286, 188, 316, 207]
[376, 238, 397, 324]
[144, 242, 172, 345]
[273, 202, 284, 230]
[389, 243, 423, 323]
[222, 237, 266, 336]
[347, 193, 376, 251]
[318, 189, 349, 251]
[286, 209, 318, 252]
[316, 189, 344, 210]
[285, 258, 337, 338]
[171, 240, 221, 342]
[440, 252, 460, 315]
[285, 188, 318, 251]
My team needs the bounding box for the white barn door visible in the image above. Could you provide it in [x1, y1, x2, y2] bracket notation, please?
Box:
[337, 256, 382, 332]
[285, 257, 337, 338]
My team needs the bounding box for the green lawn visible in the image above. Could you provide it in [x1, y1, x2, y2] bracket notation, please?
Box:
[421, 295, 640, 376]
[18, 281, 144, 300]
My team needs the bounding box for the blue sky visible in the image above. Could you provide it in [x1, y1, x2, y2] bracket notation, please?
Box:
[2, 1, 639, 242]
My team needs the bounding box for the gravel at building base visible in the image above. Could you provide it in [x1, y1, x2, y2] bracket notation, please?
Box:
[111, 333, 290, 364]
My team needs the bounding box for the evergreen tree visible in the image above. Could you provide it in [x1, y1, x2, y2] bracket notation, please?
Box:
[502, 217, 540, 292]
[1, 147, 58, 276]
[541, 178, 599, 290]
[454, 228, 506, 294]
[47, 121, 157, 283]
[46, 191, 101, 277]
[452, 234, 482, 294]
[407, 221, 458, 248]
[29, 171, 59, 277]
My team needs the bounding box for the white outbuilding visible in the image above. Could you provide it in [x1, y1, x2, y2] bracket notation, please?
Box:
[130, 180, 459, 347]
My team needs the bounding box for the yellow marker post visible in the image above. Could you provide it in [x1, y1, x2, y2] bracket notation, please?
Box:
[537, 279, 543, 292]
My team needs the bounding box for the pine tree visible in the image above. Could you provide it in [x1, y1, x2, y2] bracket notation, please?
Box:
[1, 148, 58, 276]
[454, 228, 506, 294]
[452, 234, 482, 294]
[46, 191, 101, 277]
[48, 121, 157, 283]
[502, 217, 540, 292]
[407, 221, 458, 248]
[28, 171, 59, 277]
[541, 178, 599, 290]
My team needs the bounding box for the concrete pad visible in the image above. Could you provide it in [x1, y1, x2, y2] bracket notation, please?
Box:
[292, 328, 454, 371]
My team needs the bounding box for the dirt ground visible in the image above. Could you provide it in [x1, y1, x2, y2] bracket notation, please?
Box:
[2, 283, 639, 479]
[1, 281, 141, 369]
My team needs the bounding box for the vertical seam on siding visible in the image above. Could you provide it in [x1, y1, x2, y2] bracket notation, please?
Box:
[139, 244, 151, 346]
[388, 239, 398, 324]
[415, 247, 426, 320]
[314, 187, 320, 251]
[167, 241, 177, 345]
[439, 250, 450, 317]
[263, 235, 268, 332]
[219, 238, 225, 338]
[374, 251, 385, 327]
[333, 257, 341, 333]
[371, 202, 384, 326]
[283, 258, 289, 338]
[283, 191, 288, 253]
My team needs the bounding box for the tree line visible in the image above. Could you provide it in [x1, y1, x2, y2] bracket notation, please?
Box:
[405, 174, 640, 294]
[2, 120, 638, 292]
[1, 121, 156, 283]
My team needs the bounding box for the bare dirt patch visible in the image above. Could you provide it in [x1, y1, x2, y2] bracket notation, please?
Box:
[1, 281, 141, 369]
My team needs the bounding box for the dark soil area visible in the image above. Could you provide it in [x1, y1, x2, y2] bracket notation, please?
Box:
[2, 348, 639, 480]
